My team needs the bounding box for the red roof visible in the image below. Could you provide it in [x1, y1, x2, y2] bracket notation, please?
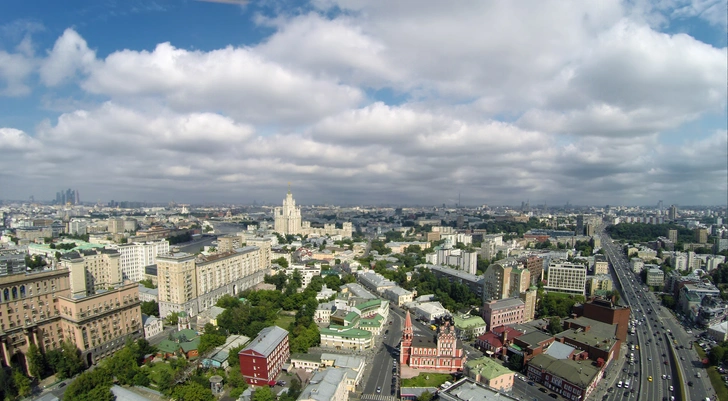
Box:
[478, 332, 503, 348]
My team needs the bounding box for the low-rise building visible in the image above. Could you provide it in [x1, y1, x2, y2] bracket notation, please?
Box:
[384, 286, 414, 307]
[586, 275, 613, 296]
[482, 298, 525, 329]
[239, 326, 290, 386]
[298, 367, 350, 401]
[526, 354, 601, 401]
[630, 258, 644, 273]
[464, 356, 515, 392]
[452, 314, 487, 340]
[411, 301, 449, 323]
[142, 314, 163, 339]
[138, 285, 158, 303]
[319, 327, 372, 351]
[438, 377, 520, 401]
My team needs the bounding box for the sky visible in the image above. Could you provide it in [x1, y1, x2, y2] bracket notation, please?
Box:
[0, 0, 726, 207]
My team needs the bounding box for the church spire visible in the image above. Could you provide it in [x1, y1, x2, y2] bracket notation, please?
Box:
[404, 310, 412, 329]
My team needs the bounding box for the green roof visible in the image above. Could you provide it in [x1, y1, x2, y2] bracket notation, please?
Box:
[180, 337, 201, 353]
[465, 357, 513, 380]
[452, 315, 486, 329]
[345, 311, 360, 324]
[359, 314, 384, 327]
[356, 299, 383, 311]
[173, 329, 198, 341]
[320, 327, 372, 339]
[157, 340, 179, 354]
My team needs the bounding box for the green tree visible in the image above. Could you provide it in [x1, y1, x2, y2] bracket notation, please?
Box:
[506, 353, 524, 371]
[171, 381, 215, 401]
[418, 391, 434, 401]
[709, 346, 725, 365]
[252, 385, 275, 401]
[166, 311, 180, 325]
[139, 279, 156, 289]
[272, 256, 289, 268]
[199, 323, 227, 354]
[216, 294, 242, 309]
[157, 369, 174, 394]
[63, 367, 114, 401]
[547, 317, 563, 335]
[47, 340, 84, 379]
[12, 369, 31, 398]
[227, 344, 246, 367]
[27, 343, 45, 378]
[141, 300, 160, 317]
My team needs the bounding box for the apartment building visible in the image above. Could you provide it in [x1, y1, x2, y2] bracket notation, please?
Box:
[61, 249, 122, 297]
[630, 258, 644, 273]
[482, 262, 530, 301]
[586, 275, 613, 296]
[0, 269, 70, 368]
[57, 282, 142, 365]
[544, 262, 586, 296]
[110, 240, 169, 282]
[593, 255, 608, 275]
[156, 246, 266, 317]
[298, 368, 350, 401]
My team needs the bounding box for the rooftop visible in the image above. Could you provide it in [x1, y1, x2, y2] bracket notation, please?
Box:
[299, 368, 348, 401]
[485, 298, 524, 310]
[465, 357, 513, 380]
[529, 354, 601, 389]
[242, 326, 289, 357]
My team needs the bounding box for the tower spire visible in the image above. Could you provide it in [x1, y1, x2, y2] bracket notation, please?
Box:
[288, 182, 291, 194]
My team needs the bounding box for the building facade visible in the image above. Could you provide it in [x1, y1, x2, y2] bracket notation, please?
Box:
[238, 326, 290, 386]
[400, 312, 466, 372]
[544, 262, 586, 296]
[156, 247, 266, 318]
[111, 240, 169, 282]
[482, 298, 526, 329]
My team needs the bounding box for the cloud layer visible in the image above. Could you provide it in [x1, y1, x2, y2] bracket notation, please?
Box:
[0, 1, 726, 206]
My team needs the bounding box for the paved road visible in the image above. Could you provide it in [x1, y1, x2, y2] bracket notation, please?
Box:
[601, 226, 716, 401]
[363, 308, 403, 396]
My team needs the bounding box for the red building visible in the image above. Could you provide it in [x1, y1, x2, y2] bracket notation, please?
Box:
[400, 311, 466, 372]
[239, 326, 290, 386]
[475, 326, 524, 358]
[572, 297, 630, 342]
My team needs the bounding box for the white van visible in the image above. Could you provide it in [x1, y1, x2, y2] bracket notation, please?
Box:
[624, 380, 630, 389]
[617, 380, 623, 388]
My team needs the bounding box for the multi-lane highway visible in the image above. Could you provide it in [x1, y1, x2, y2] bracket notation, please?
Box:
[601, 226, 716, 401]
[363, 307, 404, 397]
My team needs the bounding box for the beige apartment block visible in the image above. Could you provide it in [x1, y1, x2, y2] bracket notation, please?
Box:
[58, 282, 142, 365]
[0, 269, 70, 367]
[60, 249, 122, 297]
[482, 262, 530, 301]
[156, 247, 266, 318]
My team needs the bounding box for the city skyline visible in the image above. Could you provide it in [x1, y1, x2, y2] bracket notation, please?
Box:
[0, 1, 726, 206]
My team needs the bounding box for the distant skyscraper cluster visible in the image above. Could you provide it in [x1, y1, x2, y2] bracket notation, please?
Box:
[55, 188, 80, 205]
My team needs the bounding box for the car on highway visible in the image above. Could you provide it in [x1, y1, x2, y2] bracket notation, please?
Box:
[648, 376, 653, 382]
[688, 381, 693, 386]
[376, 387, 381, 393]
[669, 386, 673, 392]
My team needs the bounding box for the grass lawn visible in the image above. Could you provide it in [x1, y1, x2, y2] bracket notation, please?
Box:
[275, 313, 296, 330]
[147, 362, 174, 384]
[401, 373, 453, 388]
[694, 347, 728, 401]
[707, 366, 728, 401]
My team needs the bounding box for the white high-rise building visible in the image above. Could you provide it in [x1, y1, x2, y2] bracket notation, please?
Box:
[112, 240, 170, 282]
[274, 190, 303, 235]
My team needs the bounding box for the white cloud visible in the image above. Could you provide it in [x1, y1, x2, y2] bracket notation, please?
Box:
[39, 28, 96, 86]
[0, 50, 35, 96]
[82, 41, 364, 124]
[0, 128, 39, 151]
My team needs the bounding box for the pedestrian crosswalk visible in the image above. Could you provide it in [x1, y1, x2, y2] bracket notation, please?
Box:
[362, 394, 398, 401]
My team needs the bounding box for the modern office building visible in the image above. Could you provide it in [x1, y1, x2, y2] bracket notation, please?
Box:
[544, 262, 586, 296]
[482, 298, 526, 329]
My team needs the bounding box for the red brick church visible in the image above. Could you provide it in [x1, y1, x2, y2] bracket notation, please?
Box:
[400, 311, 466, 372]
